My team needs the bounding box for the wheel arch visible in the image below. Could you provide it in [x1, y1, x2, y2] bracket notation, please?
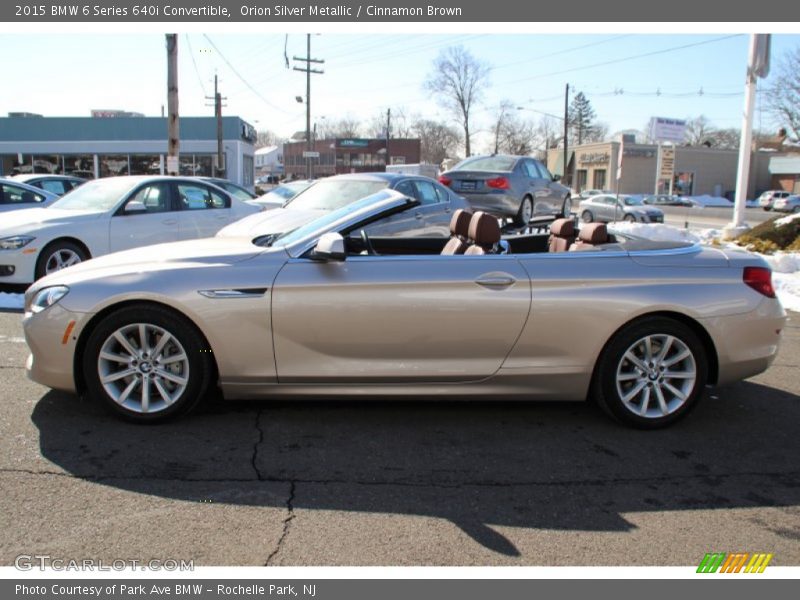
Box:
[73, 299, 219, 395]
[40, 237, 92, 260]
[588, 310, 720, 398]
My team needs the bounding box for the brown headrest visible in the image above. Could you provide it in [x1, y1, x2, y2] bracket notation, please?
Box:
[449, 209, 473, 238]
[550, 218, 575, 237]
[468, 211, 501, 247]
[578, 222, 609, 244]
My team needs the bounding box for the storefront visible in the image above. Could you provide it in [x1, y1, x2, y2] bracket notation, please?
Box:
[768, 154, 800, 193]
[0, 115, 257, 188]
[550, 140, 772, 198]
[283, 137, 421, 179]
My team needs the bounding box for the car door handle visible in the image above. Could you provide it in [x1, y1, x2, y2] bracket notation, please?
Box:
[475, 275, 516, 288]
[162, 219, 178, 225]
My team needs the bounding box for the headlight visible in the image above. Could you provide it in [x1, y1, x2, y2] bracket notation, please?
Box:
[0, 235, 35, 250]
[29, 286, 69, 314]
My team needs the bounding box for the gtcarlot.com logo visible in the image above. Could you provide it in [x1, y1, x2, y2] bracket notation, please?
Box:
[697, 552, 773, 573]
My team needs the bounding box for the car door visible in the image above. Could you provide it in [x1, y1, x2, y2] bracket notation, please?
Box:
[108, 182, 180, 252]
[521, 159, 552, 215]
[271, 253, 531, 383]
[175, 181, 234, 240]
[533, 160, 561, 213]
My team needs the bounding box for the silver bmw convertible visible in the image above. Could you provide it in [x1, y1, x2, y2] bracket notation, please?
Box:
[22, 190, 786, 428]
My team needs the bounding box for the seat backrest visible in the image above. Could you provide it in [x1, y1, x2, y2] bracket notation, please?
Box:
[548, 218, 576, 253]
[464, 211, 501, 255]
[440, 208, 473, 255]
[570, 222, 609, 251]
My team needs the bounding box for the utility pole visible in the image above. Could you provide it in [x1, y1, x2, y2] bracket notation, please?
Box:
[205, 74, 227, 177]
[293, 34, 324, 179]
[563, 83, 569, 188]
[385, 108, 391, 169]
[166, 34, 179, 175]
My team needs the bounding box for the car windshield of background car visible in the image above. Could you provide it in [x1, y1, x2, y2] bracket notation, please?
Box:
[623, 197, 644, 206]
[284, 180, 388, 211]
[267, 190, 401, 248]
[48, 178, 138, 211]
[454, 156, 516, 172]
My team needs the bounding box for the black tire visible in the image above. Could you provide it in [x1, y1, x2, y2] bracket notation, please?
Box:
[35, 240, 88, 280]
[581, 210, 594, 223]
[561, 196, 572, 218]
[515, 196, 534, 226]
[763, 207, 771, 211]
[793, 206, 800, 214]
[82, 305, 214, 423]
[592, 317, 708, 429]
[624, 214, 636, 223]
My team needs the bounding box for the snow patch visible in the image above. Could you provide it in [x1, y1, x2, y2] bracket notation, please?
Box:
[775, 212, 800, 227]
[609, 222, 701, 243]
[685, 195, 734, 208]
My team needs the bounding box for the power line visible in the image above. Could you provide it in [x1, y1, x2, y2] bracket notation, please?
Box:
[184, 34, 207, 97]
[202, 34, 293, 115]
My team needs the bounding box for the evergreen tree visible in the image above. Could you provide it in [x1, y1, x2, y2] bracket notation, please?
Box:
[568, 92, 597, 145]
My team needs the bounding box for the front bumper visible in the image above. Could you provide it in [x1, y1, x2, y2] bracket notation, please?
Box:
[0, 248, 38, 284]
[23, 304, 91, 393]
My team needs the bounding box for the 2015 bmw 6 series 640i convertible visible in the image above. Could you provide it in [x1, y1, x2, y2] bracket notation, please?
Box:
[23, 190, 786, 428]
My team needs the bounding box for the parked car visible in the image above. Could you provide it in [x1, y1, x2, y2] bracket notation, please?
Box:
[758, 190, 791, 211]
[199, 177, 258, 202]
[218, 172, 470, 239]
[10, 174, 86, 196]
[579, 194, 664, 223]
[23, 189, 785, 428]
[0, 178, 60, 212]
[0, 175, 260, 284]
[579, 188, 614, 199]
[439, 154, 571, 224]
[642, 194, 693, 207]
[249, 180, 315, 210]
[772, 194, 800, 213]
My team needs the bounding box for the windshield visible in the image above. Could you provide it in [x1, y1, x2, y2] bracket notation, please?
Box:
[453, 156, 516, 172]
[49, 178, 138, 211]
[284, 179, 388, 211]
[264, 190, 403, 248]
[623, 196, 644, 206]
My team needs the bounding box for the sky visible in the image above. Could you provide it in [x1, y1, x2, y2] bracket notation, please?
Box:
[1, 32, 799, 151]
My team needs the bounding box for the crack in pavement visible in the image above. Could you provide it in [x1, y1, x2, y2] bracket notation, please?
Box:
[265, 480, 296, 566]
[252, 408, 265, 481]
[2, 467, 798, 491]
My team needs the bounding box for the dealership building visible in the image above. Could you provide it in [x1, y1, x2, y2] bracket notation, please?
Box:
[549, 140, 775, 198]
[0, 114, 257, 188]
[283, 137, 421, 179]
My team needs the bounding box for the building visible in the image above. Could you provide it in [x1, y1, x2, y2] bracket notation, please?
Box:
[254, 145, 283, 177]
[0, 114, 257, 188]
[283, 137, 421, 179]
[767, 153, 800, 193]
[549, 140, 772, 198]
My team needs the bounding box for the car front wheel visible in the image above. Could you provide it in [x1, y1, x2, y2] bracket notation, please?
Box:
[581, 210, 594, 223]
[561, 196, 572, 218]
[35, 240, 88, 280]
[624, 214, 636, 223]
[83, 305, 214, 423]
[592, 317, 708, 429]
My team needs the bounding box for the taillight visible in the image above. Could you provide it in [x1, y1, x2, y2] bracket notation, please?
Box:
[743, 266, 776, 298]
[486, 176, 511, 190]
[438, 175, 452, 186]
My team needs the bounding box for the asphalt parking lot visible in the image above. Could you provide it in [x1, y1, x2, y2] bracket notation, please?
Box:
[1, 308, 799, 567]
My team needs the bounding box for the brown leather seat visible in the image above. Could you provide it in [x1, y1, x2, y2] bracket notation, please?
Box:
[548, 218, 576, 252]
[441, 208, 473, 255]
[465, 211, 501, 255]
[570, 222, 609, 251]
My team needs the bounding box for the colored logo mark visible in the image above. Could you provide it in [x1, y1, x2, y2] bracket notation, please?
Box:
[697, 552, 773, 573]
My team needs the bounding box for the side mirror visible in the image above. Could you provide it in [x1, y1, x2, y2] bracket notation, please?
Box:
[552, 174, 562, 182]
[311, 232, 346, 261]
[125, 200, 147, 214]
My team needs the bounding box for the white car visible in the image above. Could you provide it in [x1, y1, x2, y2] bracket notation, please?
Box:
[1, 178, 60, 212]
[0, 175, 260, 285]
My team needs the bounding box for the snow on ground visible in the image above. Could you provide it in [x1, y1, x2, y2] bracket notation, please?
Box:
[0, 293, 24, 310]
[685, 194, 734, 208]
[775, 212, 800, 227]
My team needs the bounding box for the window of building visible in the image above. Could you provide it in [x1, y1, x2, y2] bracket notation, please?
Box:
[64, 155, 96, 178]
[100, 155, 129, 177]
[593, 169, 607, 190]
[242, 155, 254, 187]
[130, 155, 162, 176]
[673, 172, 694, 196]
[576, 169, 588, 191]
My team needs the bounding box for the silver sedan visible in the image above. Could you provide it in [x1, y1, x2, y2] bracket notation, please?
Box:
[23, 190, 786, 428]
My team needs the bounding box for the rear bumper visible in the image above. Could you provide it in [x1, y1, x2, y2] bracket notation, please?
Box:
[459, 192, 520, 217]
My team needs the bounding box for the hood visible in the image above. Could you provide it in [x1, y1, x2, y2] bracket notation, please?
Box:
[0, 207, 104, 233]
[247, 198, 284, 211]
[33, 236, 266, 289]
[217, 207, 325, 238]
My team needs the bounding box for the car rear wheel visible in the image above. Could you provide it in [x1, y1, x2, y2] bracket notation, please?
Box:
[515, 196, 533, 225]
[35, 240, 88, 280]
[624, 214, 636, 223]
[592, 317, 708, 429]
[561, 196, 572, 218]
[83, 305, 214, 423]
[581, 210, 594, 223]
[793, 206, 800, 214]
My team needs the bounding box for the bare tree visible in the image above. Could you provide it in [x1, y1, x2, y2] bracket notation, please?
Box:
[424, 46, 490, 157]
[583, 121, 609, 143]
[365, 107, 414, 139]
[487, 101, 538, 156]
[255, 130, 281, 149]
[765, 46, 800, 142]
[684, 115, 715, 145]
[317, 116, 362, 139]
[410, 118, 462, 165]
